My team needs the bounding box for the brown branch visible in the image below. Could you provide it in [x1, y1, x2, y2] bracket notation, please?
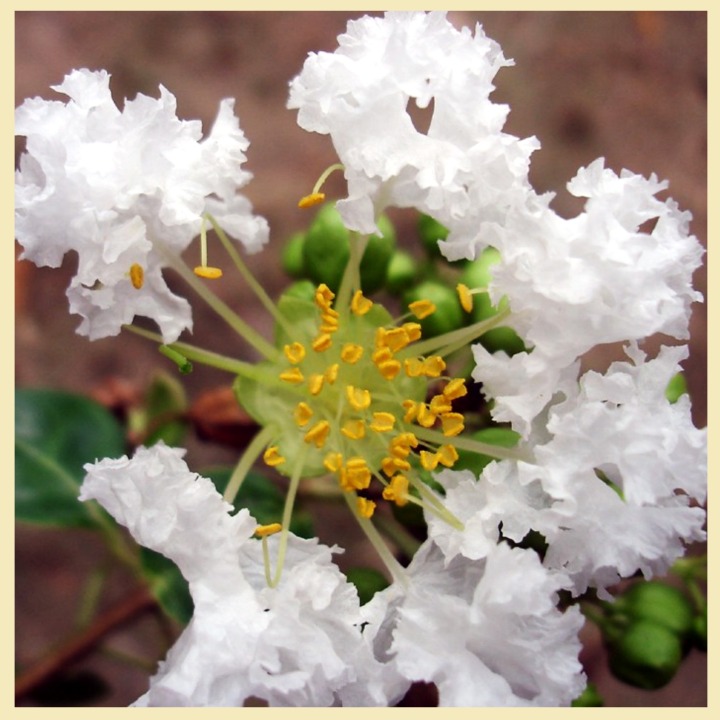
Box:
[15, 586, 156, 702]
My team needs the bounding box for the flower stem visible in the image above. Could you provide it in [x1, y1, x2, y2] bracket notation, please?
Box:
[413, 425, 532, 463]
[223, 425, 278, 504]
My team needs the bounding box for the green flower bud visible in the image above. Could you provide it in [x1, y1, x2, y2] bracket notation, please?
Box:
[403, 279, 464, 337]
[692, 610, 707, 652]
[281, 231, 307, 279]
[417, 213, 448, 259]
[478, 325, 526, 357]
[385, 250, 418, 295]
[607, 620, 683, 689]
[665, 372, 688, 404]
[279, 279, 317, 303]
[571, 683, 604, 707]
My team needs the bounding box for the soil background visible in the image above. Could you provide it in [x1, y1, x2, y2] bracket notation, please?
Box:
[14, 10, 707, 707]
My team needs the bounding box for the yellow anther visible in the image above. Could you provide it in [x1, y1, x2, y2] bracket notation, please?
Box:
[341, 343, 364, 364]
[370, 412, 396, 433]
[263, 446, 286, 467]
[308, 373, 325, 396]
[129, 263, 144, 289]
[382, 475, 409, 507]
[402, 322, 422, 342]
[443, 378, 468, 401]
[372, 347, 393, 365]
[392, 432, 419, 453]
[341, 419, 366, 440]
[381, 456, 411, 477]
[402, 399, 419, 423]
[193, 266, 223, 280]
[341, 459, 371, 491]
[377, 359, 402, 380]
[294, 402, 314, 427]
[404, 358, 425, 378]
[315, 283, 335, 310]
[323, 452, 343, 473]
[384, 328, 411, 352]
[280, 367, 305, 384]
[283, 342, 306, 365]
[298, 192, 326, 209]
[419, 450, 439, 471]
[440, 412, 465, 437]
[409, 299, 436, 319]
[350, 289, 373, 316]
[429, 394, 453, 415]
[422, 356, 446, 378]
[457, 283, 474, 313]
[320, 312, 340, 333]
[325, 363, 339, 384]
[417, 403, 438, 428]
[255, 523, 283, 537]
[304, 420, 331, 448]
[312, 333, 333, 353]
[437, 444, 459, 468]
[374, 327, 388, 349]
[346, 385, 371, 411]
[356, 497, 376, 519]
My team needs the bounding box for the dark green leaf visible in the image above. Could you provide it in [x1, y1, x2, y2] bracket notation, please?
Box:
[140, 548, 193, 625]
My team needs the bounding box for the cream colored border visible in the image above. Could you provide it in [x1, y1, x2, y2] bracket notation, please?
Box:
[4, 1, 715, 718]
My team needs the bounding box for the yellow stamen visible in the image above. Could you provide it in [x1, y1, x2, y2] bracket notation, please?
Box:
[429, 394, 453, 415]
[402, 322, 422, 342]
[382, 475, 409, 507]
[437, 444, 459, 468]
[409, 299, 436, 319]
[372, 347, 393, 365]
[304, 420, 331, 448]
[312, 333, 333, 352]
[341, 419, 366, 440]
[374, 327, 388, 349]
[345, 458, 372, 490]
[324, 452, 343, 473]
[294, 402, 314, 427]
[325, 363, 339, 384]
[404, 358, 425, 378]
[346, 385, 371, 411]
[370, 412, 396, 433]
[308, 373, 325, 396]
[457, 283, 474, 313]
[440, 412, 465, 437]
[255, 523, 283, 537]
[384, 328, 411, 352]
[320, 312, 340, 333]
[280, 367, 304, 384]
[263, 446, 286, 467]
[315, 283, 335, 310]
[382, 456, 411, 477]
[417, 403, 437, 428]
[419, 450, 439, 471]
[391, 432, 419, 456]
[402, 399, 419, 423]
[129, 263, 144, 289]
[193, 266, 223, 280]
[356, 497, 376, 519]
[377, 359, 402, 380]
[341, 343, 364, 364]
[298, 192, 326, 209]
[422, 356, 446, 378]
[283, 342, 306, 365]
[350, 290, 373, 316]
[443, 378, 467, 401]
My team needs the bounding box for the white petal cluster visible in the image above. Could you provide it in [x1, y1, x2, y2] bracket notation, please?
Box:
[475, 344, 706, 596]
[80, 444, 387, 707]
[15, 69, 269, 342]
[288, 11, 539, 259]
[362, 541, 585, 706]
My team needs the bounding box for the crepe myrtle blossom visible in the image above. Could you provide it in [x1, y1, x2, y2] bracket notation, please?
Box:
[288, 10, 539, 259]
[80, 443, 396, 707]
[15, 68, 269, 343]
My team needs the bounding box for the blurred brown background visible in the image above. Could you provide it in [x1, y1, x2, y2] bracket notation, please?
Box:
[15, 11, 707, 706]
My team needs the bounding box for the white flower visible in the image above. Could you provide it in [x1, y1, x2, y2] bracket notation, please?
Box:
[288, 11, 538, 258]
[477, 344, 706, 596]
[80, 443, 387, 707]
[15, 68, 269, 342]
[363, 541, 585, 706]
[473, 159, 704, 434]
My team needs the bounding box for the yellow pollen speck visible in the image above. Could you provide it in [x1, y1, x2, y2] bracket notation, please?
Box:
[312, 333, 333, 353]
[457, 283, 474, 313]
[325, 363, 339, 384]
[294, 402, 313, 427]
[255, 523, 283, 537]
[341, 343, 364, 364]
[193, 266, 223, 280]
[129, 263, 144, 289]
[341, 419, 366, 440]
[356, 497, 376, 519]
[422, 356, 446, 378]
[420, 450, 439, 471]
[409, 299, 436, 319]
[308, 373, 325, 396]
[443, 378, 467, 401]
[284, 342, 306, 364]
[440, 412, 465, 437]
[346, 385, 371, 411]
[370, 412, 396, 433]
[382, 475, 409, 507]
[437, 444, 459, 468]
[350, 290, 373, 316]
[280, 367, 304, 384]
[324, 452, 343, 473]
[304, 420, 331, 448]
[377, 359, 402, 380]
[263, 446, 286, 467]
[298, 192, 326, 209]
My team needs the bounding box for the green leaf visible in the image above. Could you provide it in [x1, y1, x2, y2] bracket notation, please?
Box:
[144, 371, 189, 447]
[15, 388, 126, 528]
[453, 426, 521, 475]
[345, 567, 389, 605]
[205, 468, 314, 538]
[140, 548, 193, 625]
